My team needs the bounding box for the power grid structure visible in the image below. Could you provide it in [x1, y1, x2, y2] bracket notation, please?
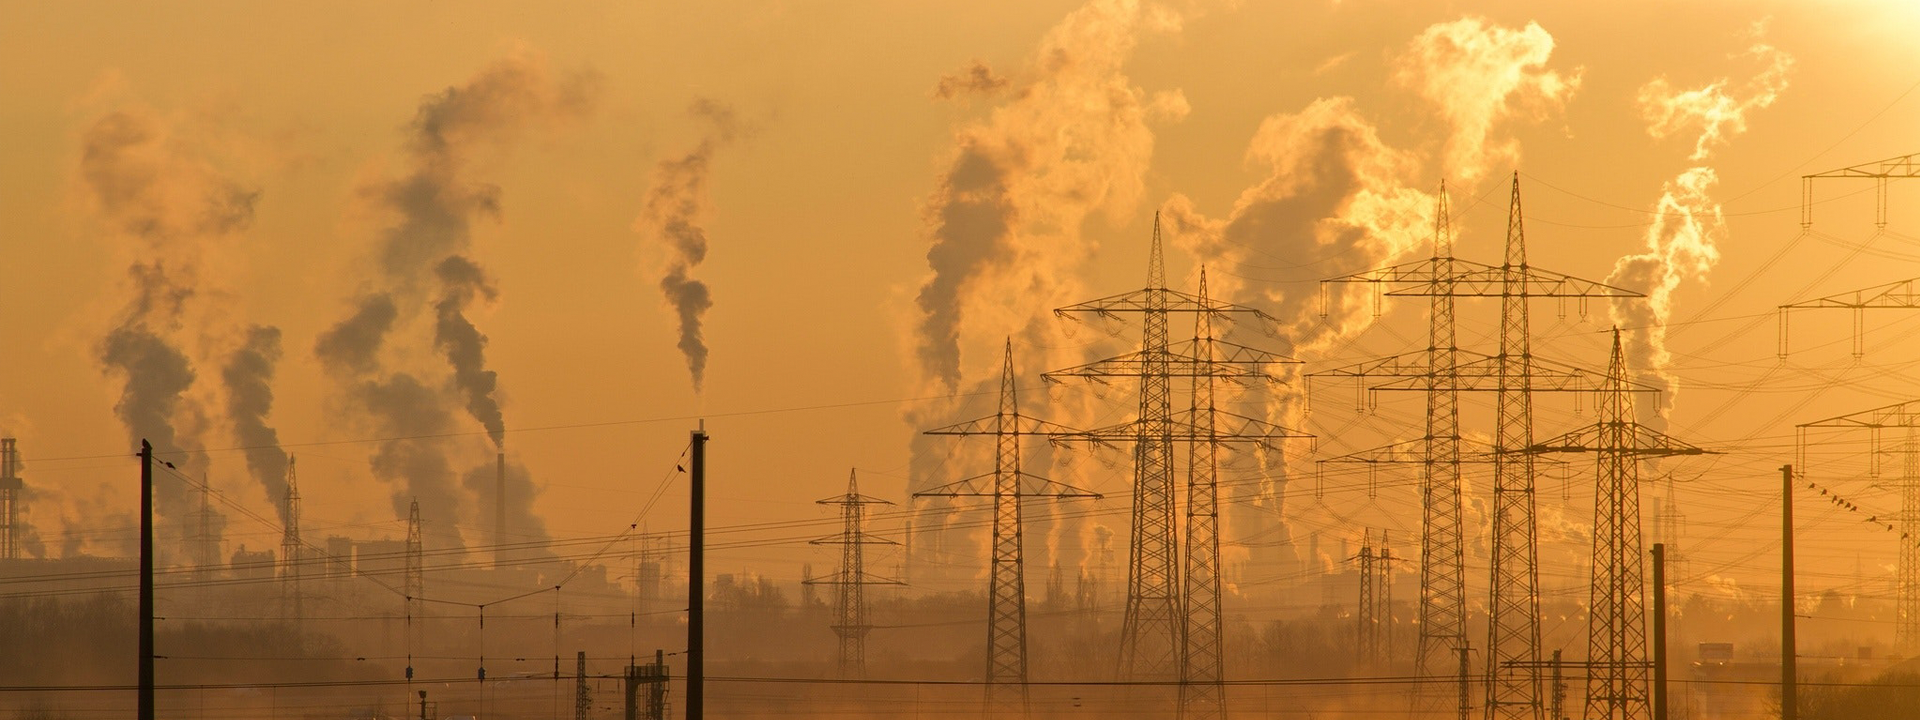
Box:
[1355, 529, 1394, 668]
[1526, 329, 1708, 720]
[1780, 152, 1920, 357]
[1795, 401, 1920, 653]
[0, 438, 22, 560]
[808, 469, 901, 679]
[1045, 222, 1306, 717]
[1313, 176, 1644, 720]
[405, 497, 424, 681]
[918, 340, 1097, 717]
[280, 455, 303, 620]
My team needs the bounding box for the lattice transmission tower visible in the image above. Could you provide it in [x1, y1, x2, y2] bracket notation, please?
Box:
[281, 455, 303, 619]
[405, 497, 424, 681]
[1796, 401, 1920, 653]
[0, 438, 22, 561]
[809, 470, 901, 679]
[1046, 226, 1305, 709]
[1780, 152, 1920, 357]
[1314, 178, 1643, 720]
[1527, 330, 1707, 720]
[919, 340, 1096, 717]
[1355, 529, 1395, 668]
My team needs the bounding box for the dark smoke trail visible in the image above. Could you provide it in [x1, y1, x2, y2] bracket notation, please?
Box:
[82, 106, 256, 533]
[434, 255, 504, 446]
[639, 99, 742, 393]
[316, 50, 594, 540]
[223, 325, 291, 523]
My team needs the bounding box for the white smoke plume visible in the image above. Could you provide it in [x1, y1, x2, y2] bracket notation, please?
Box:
[1159, 97, 1431, 575]
[315, 49, 595, 538]
[1395, 17, 1582, 187]
[910, 0, 1187, 393]
[637, 99, 743, 394]
[81, 105, 257, 544]
[905, 0, 1187, 581]
[1161, 15, 1582, 581]
[1610, 31, 1792, 419]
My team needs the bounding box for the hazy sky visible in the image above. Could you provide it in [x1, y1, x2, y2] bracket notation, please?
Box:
[5, 0, 1920, 603]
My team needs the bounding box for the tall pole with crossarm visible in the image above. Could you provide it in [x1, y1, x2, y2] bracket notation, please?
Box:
[806, 470, 900, 678]
[918, 340, 1098, 718]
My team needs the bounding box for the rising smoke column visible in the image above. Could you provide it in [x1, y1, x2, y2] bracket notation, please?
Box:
[1610, 33, 1792, 420]
[1395, 16, 1582, 187]
[906, 0, 1188, 580]
[82, 106, 257, 537]
[637, 99, 743, 393]
[1161, 15, 1583, 576]
[315, 50, 594, 537]
[223, 325, 291, 523]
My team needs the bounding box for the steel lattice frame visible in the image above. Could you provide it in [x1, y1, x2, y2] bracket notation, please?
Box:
[1795, 399, 1920, 655]
[1527, 331, 1708, 720]
[1315, 179, 1642, 720]
[919, 341, 1095, 717]
[808, 470, 899, 679]
[281, 456, 302, 619]
[1046, 218, 1305, 694]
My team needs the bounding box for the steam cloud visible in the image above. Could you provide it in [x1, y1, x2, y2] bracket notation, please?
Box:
[906, 0, 1187, 580]
[82, 106, 257, 539]
[1395, 17, 1581, 186]
[316, 49, 594, 538]
[1610, 31, 1792, 419]
[638, 99, 743, 393]
[1161, 15, 1580, 576]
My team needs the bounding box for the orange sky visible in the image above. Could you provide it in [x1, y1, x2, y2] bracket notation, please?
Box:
[4, 0, 1920, 605]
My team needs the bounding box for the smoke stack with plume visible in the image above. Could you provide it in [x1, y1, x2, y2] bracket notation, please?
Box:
[1158, 16, 1580, 577]
[315, 49, 594, 537]
[1394, 16, 1582, 187]
[223, 325, 291, 523]
[1609, 30, 1792, 421]
[637, 99, 743, 394]
[905, 0, 1187, 580]
[81, 105, 257, 540]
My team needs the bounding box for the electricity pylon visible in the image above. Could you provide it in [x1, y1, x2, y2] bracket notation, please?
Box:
[0, 438, 22, 561]
[405, 497, 424, 681]
[918, 340, 1097, 717]
[1046, 219, 1304, 690]
[1799, 151, 1920, 229]
[1779, 153, 1920, 357]
[808, 469, 900, 678]
[1314, 178, 1643, 720]
[1527, 330, 1708, 720]
[281, 455, 302, 619]
[1356, 529, 1395, 668]
[1796, 400, 1920, 654]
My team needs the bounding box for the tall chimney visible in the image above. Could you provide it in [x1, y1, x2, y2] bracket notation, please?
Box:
[495, 450, 507, 568]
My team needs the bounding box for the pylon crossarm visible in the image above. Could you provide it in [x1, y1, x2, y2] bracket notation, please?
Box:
[1391, 260, 1643, 298]
[922, 413, 1081, 437]
[911, 470, 1100, 499]
[1317, 436, 1497, 465]
[805, 571, 907, 586]
[808, 533, 901, 546]
[1798, 398, 1920, 429]
[1321, 257, 1447, 286]
[1524, 421, 1714, 456]
[1807, 153, 1920, 178]
[1043, 346, 1278, 382]
[1054, 286, 1277, 322]
[814, 493, 894, 507]
[1308, 348, 1486, 379]
[1782, 277, 1920, 309]
[1367, 353, 1660, 393]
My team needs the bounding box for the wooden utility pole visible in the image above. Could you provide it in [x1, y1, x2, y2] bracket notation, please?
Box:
[689, 426, 707, 720]
[139, 440, 155, 720]
[1782, 464, 1797, 720]
[1652, 543, 1667, 720]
